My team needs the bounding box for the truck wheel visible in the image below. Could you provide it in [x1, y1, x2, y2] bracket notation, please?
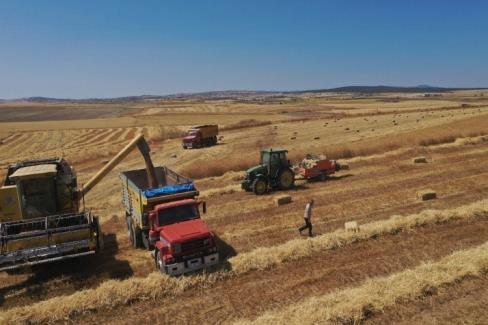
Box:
[278, 169, 295, 189]
[142, 232, 152, 250]
[319, 172, 327, 181]
[252, 178, 267, 195]
[155, 249, 166, 273]
[130, 221, 143, 248]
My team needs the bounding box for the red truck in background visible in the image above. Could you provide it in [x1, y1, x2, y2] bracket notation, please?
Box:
[182, 124, 218, 149]
[121, 166, 219, 275]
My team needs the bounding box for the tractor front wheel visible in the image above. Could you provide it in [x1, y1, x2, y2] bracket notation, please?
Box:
[278, 169, 295, 189]
[252, 178, 267, 195]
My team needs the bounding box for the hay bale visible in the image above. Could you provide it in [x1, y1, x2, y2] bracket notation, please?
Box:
[171, 153, 177, 158]
[345, 221, 359, 232]
[417, 190, 437, 201]
[313, 136, 320, 140]
[413, 156, 427, 164]
[274, 195, 292, 206]
[290, 136, 296, 140]
[101, 159, 109, 165]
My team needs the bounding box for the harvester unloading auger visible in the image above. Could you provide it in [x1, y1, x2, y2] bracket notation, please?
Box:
[0, 133, 159, 272]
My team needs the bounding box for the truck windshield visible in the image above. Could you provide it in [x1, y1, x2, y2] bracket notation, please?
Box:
[157, 204, 199, 226]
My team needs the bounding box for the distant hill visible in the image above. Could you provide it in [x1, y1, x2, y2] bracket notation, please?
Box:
[1, 85, 486, 103]
[301, 85, 462, 94]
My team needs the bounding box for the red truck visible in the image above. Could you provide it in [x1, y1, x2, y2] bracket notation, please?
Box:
[121, 166, 219, 275]
[182, 124, 218, 149]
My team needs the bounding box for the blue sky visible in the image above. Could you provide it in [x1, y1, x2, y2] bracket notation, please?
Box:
[0, 1, 487, 98]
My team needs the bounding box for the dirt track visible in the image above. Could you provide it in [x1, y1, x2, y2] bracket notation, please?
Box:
[77, 217, 488, 324]
[367, 274, 488, 324]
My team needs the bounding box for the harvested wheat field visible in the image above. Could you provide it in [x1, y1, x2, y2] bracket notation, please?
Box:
[1, 90, 488, 324]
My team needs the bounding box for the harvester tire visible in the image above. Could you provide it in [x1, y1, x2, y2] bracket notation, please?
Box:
[278, 169, 295, 189]
[252, 178, 267, 195]
[94, 217, 104, 251]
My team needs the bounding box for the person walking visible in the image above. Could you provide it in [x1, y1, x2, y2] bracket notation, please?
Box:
[299, 199, 314, 237]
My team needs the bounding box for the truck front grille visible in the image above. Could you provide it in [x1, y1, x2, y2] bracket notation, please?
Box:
[181, 237, 208, 252]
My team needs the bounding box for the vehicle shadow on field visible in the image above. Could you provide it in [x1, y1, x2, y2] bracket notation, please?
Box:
[306, 173, 354, 183]
[0, 232, 133, 306]
[206, 235, 237, 273]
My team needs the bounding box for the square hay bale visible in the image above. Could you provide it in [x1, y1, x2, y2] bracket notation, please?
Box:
[345, 221, 360, 232]
[413, 156, 428, 164]
[417, 190, 437, 201]
[274, 195, 292, 206]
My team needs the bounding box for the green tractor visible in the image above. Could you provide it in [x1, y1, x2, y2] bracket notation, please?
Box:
[241, 148, 295, 195]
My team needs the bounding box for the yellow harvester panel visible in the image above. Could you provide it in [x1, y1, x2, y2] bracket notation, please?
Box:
[6, 235, 50, 252]
[5, 229, 93, 253]
[0, 185, 22, 222]
[51, 228, 92, 244]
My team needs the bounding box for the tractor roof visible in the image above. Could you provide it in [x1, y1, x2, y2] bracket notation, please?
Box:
[9, 164, 57, 180]
[262, 148, 288, 153]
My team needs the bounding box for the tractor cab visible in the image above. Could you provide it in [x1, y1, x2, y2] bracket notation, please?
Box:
[242, 148, 295, 195]
[260, 148, 292, 178]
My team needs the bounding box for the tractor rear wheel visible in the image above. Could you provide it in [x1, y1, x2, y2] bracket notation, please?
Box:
[252, 178, 267, 195]
[278, 169, 295, 189]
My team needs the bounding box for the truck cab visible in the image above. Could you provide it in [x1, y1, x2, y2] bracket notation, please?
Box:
[148, 198, 218, 275]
